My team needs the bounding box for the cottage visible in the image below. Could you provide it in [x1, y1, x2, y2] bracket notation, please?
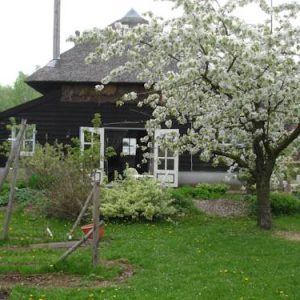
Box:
[0, 6, 237, 187]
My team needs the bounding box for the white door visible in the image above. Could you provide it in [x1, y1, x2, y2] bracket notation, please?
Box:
[153, 129, 179, 187]
[80, 127, 105, 171]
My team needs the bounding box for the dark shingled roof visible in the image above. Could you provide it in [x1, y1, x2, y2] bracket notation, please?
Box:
[27, 9, 148, 86]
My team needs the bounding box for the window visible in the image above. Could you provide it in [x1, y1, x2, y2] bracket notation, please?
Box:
[80, 127, 105, 170]
[122, 138, 137, 156]
[157, 147, 176, 171]
[80, 127, 101, 151]
[9, 124, 36, 156]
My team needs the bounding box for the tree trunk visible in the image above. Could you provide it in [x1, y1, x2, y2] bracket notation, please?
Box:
[256, 173, 272, 230]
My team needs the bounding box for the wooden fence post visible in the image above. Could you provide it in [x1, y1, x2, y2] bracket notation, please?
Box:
[0, 119, 27, 192]
[92, 178, 100, 267]
[2, 120, 27, 240]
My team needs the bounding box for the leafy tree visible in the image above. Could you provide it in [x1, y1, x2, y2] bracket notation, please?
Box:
[78, 0, 300, 229]
[0, 72, 40, 111]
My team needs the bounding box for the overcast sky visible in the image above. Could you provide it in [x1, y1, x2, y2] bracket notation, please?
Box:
[0, 0, 295, 86]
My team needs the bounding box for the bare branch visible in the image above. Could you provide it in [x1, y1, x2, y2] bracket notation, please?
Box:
[227, 55, 238, 73]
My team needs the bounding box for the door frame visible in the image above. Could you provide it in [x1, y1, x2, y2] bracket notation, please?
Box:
[153, 129, 179, 187]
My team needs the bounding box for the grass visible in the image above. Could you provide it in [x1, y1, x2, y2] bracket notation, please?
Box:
[0, 208, 300, 299]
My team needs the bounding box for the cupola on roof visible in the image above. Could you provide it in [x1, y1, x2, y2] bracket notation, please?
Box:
[114, 8, 149, 27]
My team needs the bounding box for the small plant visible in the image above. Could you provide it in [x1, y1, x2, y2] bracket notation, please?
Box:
[194, 183, 230, 199]
[0, 185, 46, 208]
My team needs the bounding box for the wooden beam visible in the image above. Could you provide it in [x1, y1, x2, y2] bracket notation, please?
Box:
[2, 121, 27, 240]
[68, 186, 94, 239]
[0, 119, 27, 192]
[57, 229, 93, 262]
[92, 181, 100, 267]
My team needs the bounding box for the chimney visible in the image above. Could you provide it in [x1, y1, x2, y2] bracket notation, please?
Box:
[53, 0, 61, 61]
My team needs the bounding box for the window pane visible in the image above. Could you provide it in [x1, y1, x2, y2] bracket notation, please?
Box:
[158, 146, 165, 157]
[130, 138, 136, 148]
[158, 159, 166, 170]
[84, 144, 92, 151]
[93, 132, 101, 144]
[129, 147, 136, 156]
[167, 149, 175, 157]
[25, 129, 32, 139]
[123, 138, 136, 156]
[123, 138, 129, 147]
[129, 138, 137, 155]
[123, 146, 130, 156]
[167, 159, 175, 170]
[84, 130, 92, 143]
[23, 141, 33, 152]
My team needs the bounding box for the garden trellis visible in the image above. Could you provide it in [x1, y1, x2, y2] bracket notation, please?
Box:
[1, 119, 27, 240]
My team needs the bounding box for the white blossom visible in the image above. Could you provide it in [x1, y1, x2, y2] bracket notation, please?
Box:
[80, 1, 300, 212]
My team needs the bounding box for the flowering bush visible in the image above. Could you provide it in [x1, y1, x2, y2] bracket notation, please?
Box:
[101, 176, 177, 221]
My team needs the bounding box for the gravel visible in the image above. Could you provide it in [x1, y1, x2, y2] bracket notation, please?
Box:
[195, 199, 249, 217]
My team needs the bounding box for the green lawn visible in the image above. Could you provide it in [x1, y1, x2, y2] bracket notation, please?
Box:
[0, 208, 300, 299]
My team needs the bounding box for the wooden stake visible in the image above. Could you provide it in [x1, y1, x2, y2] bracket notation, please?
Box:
[57, 229, 93, 262]
[0, 119, 27, 192]
[92, 181, 100, 267]
[2, 121, 27, 240]
[68, 186, 94, 239]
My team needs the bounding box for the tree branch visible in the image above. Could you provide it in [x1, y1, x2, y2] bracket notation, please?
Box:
[227, 55, 238, 73]
[140, 40, 181, 62]
[273, 123, 300, 157]
[212, 150, 249, 169]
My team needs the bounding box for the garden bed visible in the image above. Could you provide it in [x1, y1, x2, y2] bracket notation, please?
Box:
[0, 259, 134, 288]
[195, 199, 249, 217]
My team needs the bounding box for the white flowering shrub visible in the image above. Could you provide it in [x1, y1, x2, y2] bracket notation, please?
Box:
[101, 176, 177, 221]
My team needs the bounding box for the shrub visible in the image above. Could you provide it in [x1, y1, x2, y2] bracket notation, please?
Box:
[194, 183, 229, 199]
[27, 174, 53, 190]
[170, 186, 195, 211]
[22, 143, 95, 220]
[245, 192, 300, 216]
[101, 176, 177, 221]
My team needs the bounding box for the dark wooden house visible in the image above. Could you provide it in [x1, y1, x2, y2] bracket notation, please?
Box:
[0, 9, 235, 187]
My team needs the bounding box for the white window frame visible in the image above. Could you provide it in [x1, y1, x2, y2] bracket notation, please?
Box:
[153, 129, 179, 187]
[122, 138, 137, 156]
[80, 127, 105, 171]
[9, 124, 36, 156]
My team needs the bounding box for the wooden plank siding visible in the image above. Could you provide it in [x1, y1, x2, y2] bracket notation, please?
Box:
[0, 85, 226, 172]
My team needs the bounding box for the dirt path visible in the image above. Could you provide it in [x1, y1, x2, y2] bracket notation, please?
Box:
[275, 231, 300, 241]
[0, 259, 134, 288]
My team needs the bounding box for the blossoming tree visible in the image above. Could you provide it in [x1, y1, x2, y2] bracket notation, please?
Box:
[78, 0, 300, 229]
